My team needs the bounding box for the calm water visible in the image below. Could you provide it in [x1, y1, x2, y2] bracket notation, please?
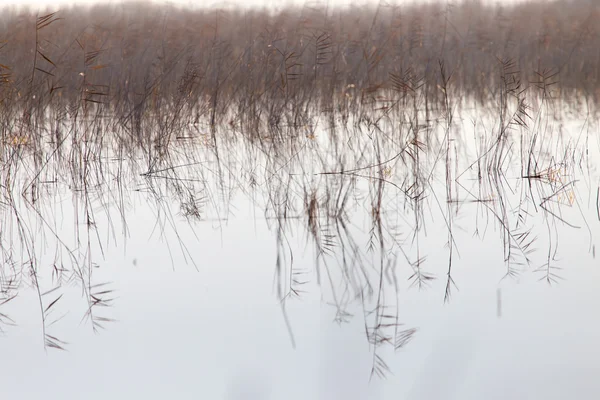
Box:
[1, 104, 600, 399]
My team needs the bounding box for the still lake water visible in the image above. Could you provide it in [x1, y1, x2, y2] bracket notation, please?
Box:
[1, 104, 600, 399]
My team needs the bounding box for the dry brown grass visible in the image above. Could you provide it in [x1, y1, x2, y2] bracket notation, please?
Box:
[0, 0, 598, 135]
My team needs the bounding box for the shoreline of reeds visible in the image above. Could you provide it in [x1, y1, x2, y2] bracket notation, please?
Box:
[0, 0, 598, 137]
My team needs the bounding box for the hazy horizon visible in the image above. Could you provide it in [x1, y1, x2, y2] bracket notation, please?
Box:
[0, 0, 533, 12]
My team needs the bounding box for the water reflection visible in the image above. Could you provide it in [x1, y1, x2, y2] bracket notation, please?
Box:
[0, 94, 599, 391]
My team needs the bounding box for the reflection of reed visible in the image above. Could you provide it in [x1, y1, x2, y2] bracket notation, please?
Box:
[497, 288, 502, 318]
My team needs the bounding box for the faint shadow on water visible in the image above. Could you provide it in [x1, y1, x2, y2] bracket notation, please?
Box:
[225, 368, 272, 400]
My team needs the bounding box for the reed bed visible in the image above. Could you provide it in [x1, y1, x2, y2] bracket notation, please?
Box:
[0, 0, 599, 139]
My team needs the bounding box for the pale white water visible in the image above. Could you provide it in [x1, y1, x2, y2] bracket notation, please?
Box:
[1, 188, 599, 399]
[0, 104, 599, 399]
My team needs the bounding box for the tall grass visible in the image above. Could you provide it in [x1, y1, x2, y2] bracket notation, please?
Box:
[0, 0, 598, 138]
